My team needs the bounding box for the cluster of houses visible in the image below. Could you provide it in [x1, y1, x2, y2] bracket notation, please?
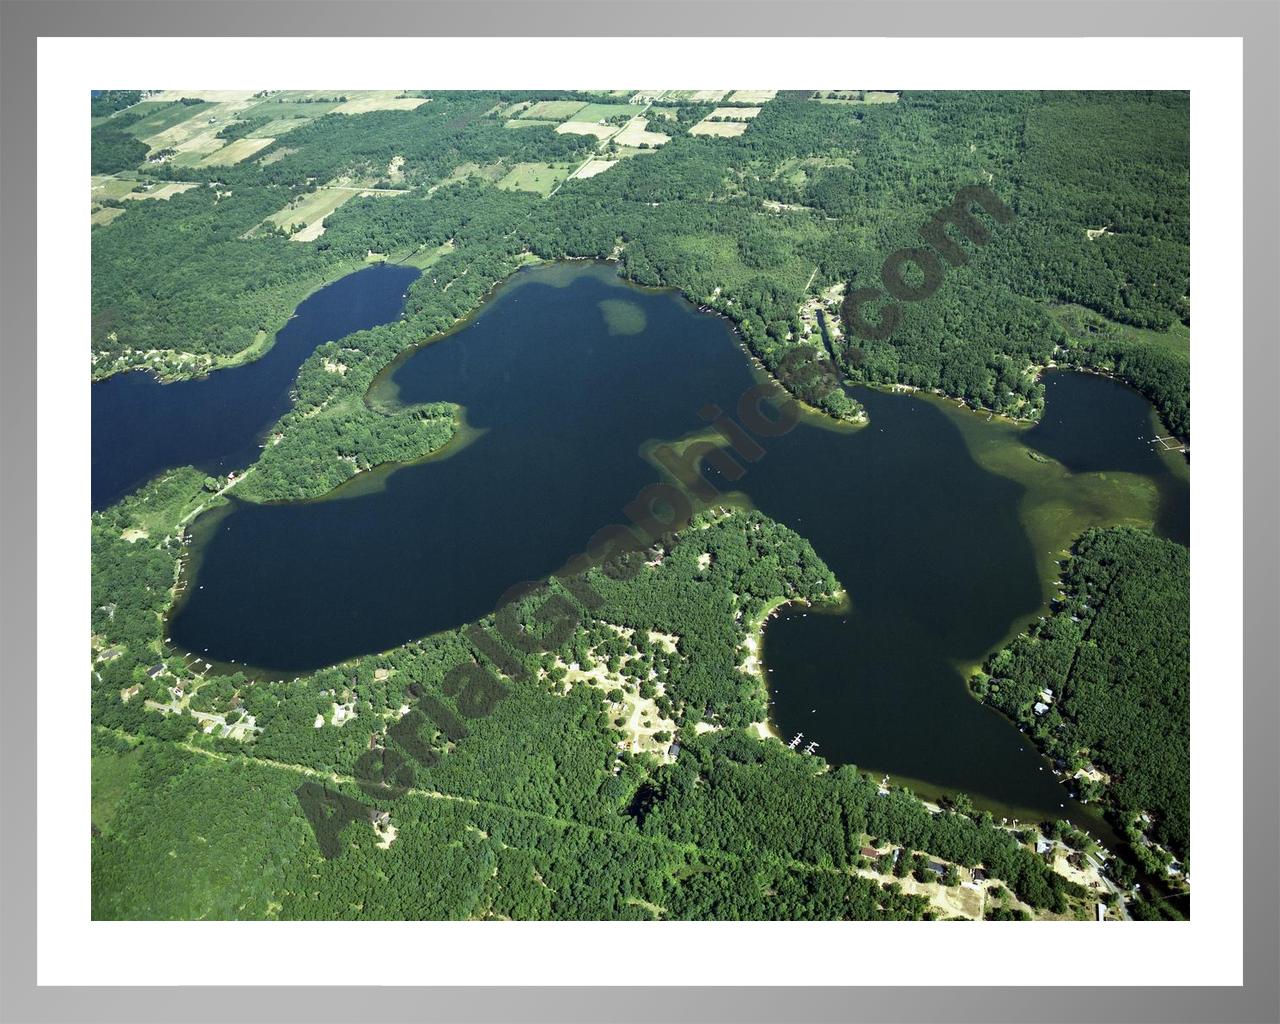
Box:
[857, 845, 989, 888]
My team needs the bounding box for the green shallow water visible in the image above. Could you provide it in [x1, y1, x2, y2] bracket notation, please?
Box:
[166, 262, 1187, 824]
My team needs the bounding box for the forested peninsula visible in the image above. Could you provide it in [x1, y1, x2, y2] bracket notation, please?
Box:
[94, 90, 1190, 453]
[93, 481, 1094, 921]
[90, 89, 1191, 922]
[971, 527, 1190, 913]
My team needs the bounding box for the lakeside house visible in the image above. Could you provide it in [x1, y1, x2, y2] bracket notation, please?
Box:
[146, 663, 166, 679]
[1033, 701, 1050, 715]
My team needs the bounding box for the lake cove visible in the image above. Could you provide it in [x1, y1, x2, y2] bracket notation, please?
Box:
[91, 263, 421, 511]
[165, 262, 1188, 825]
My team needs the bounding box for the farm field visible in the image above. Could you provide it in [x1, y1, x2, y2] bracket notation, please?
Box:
[814, 90, 901, 104]
[91, 176, 201, 227]
[122, 181, 200, 201]
[613, 117, 670, 148]
[571, 158, 618, 179]
[140, 102, 262, 162]
[91, 174, 142, 202]
[264, 187, 360, 240]
[196, 137, 275, 167]
[662, 89, 729, 102]
[90, 206, 127, 227]
[689, 119, 750, 137]
[89, 89, 1192, 927]
[494, 161, 573, 196]
[555, 121, 616, 140]
[520, 100, 588, 120]
[247, 117, 315, 137]
[331, 93, 431, 115]
[566, 103, 638, 123]
[240, 98, 341, 120]
[706, 106, 762, 121]
[126, 100, 214, 139]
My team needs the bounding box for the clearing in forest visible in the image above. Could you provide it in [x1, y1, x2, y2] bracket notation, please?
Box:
[122, 181, 200, 202]
[264, 187, 359, 240]
[664, 89, 729, 103]
[91, 207, 127, 227]
[330, 92, 431, 115]
[613, 117, 670, 148]
[690, 119, 749, 137]
[566, 103, 638, 123]
[813, 90, 901, 104]
[554, 121, 616, 140]
[572, 158, 618, 179]
[706, 106, 762, 121]
[196, 137, 275, 166]
[495, 162, 573, 196]
[521, 100, 589, 120]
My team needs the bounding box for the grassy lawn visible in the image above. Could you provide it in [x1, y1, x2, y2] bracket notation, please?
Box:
[399, 239, 457, 269]
[567, 103, 638, 123]
[92, 742, 144, 832]
[521, 100, 588, 120]
[495, 162, 573, 197]
[91, 175, 142, 202]
[434, 161, 506, 187]
[331, 93, 431, 115]
[122, 182, 200, 202]
[125, 100, 213, 140]
[264, 187, 360, 238]
[707, 106, 762, 121]
[662, 89, 729, 103]
[814, 90, 900, 105]
[91, 207, 128, 227]
[689, 120, 748, 138]
[1049, 303, 1190, 359]
[613, 118, 670, 147]
[242, 98, 340, 120]
[196, 137, 275, 167]
[247, 117, 314, 138]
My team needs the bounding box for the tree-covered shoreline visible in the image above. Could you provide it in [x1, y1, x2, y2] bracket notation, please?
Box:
[93, 90, 1189, 442]
[92, 491, 1098, 921]
[970, 527, 1190, 890]
[89, 89, 1191, 921]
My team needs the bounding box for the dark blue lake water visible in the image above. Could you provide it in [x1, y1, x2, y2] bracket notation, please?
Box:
[91, 263, 420, 510]
[100, 262, 1190, 826]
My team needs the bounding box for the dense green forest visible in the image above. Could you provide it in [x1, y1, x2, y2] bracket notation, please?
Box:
[92, 89, 1189, 436]
[91, 90, 144, 118]
[92, 486, 1096, 920]
[970, 527, 1190, 866]
[90, 90, 1190, 921]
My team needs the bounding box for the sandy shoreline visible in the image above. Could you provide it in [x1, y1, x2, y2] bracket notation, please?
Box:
[740, 588, 849, 743]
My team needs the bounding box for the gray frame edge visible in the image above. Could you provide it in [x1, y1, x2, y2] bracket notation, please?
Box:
[0, 1, 1275, 1022]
